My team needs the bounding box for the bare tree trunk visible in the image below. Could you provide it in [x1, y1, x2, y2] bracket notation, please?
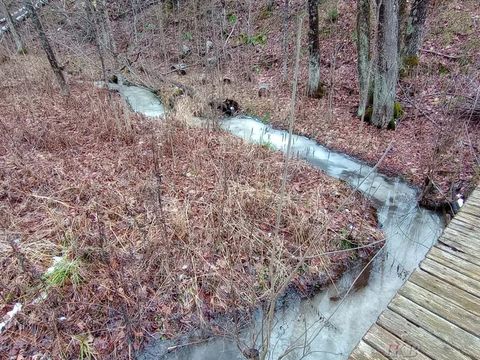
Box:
[281, 0, 289, 81]
[0, 0, 26, 53]
[97, 0, 120, 71]
[307, 0, 320, 97]
[397, 0, 408, 56]
[84, 0, 107, 83]
[404, 0, 429, 61]
[260, 15, 303, 360]
[25, 0, 69, 95]
[130, 0, 138, 44]
[356, 0, 372, 117]
[371, 0, 399, 128]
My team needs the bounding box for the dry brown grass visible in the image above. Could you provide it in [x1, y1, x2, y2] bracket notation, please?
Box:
[0, 55, 382, 358]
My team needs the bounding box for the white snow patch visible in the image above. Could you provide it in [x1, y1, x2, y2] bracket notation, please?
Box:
[0, 303, 22, 333]
[45, 256, 63, 275]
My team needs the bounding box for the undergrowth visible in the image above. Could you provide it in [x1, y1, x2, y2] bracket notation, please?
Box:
[0, 20, 385, 360]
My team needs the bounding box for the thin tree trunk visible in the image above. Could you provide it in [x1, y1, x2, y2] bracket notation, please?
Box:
[281, 0, 289, 81]
[260, 14, 303, 360]
[356, 0, 372, 117]
[307, 0, 320, 97]
[266, 0, 275, 11]
[130, 0, 138, 44]
[404, 0, 429, 60]
[25, 0, 69, 95]
[371, 0, 399, 128]
[85, 0, 107, 83]
[97, 0, 120, 74]
[0, 0, 26, 53]
[397, 0, 408, 56]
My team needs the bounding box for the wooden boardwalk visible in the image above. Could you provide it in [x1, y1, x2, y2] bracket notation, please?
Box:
[349, 187, 480, 360]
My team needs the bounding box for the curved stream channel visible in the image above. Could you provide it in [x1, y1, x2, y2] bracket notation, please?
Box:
[111, 84, 444, 359]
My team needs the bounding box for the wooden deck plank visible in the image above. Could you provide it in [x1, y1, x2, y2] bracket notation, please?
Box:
[420, 257, 480, 296]
[450, 214, 480, 229]
[438, 236, 480, 263]
[461, 206, 480, 219]
[449, 220, 480, 238]
[377, 309, 471, 360]
[453, 211, 480, 226]
[409, 269, 480, 317]
[449, 211, 480, 228]
[444, 227, 480, 248]
[463, 194, 480, 205]
[444, 221, 480, 238]
[349, 340, 389, 360]
[350, 187, 480, 359]
[439, 230, 480, 258]
[446, 221, 480, 243]
[427, 246, 480, 282]
[398, 281, 480, 335]
[467, 190, 480, 202]
[363, 324, 431, 360]
[388, 295, 480, 359]
[436, 242, 480, 265]
[443, 225, 480, 244]
[466, 190, 480, 200]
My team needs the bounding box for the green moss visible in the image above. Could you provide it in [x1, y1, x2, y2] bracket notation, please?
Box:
[227, 13, 238, 24]
[362, 106, 373, 124]
[393, 102, 404, 119]
[340, 238, 356, 250]
[400, 55, 420, 78]
[387, 119, 397, 130]
[360, 102, 402, 129]
[327, 7, 340, 23]
[403, 55, 420, 68]
[437, 63, 450, 75]
[239, 33, 267, 46]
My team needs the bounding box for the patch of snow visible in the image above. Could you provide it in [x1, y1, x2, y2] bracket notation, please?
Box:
[456, 194, 464, 208]
[0, 303, 22, 333]
[45, 256, 63, 275]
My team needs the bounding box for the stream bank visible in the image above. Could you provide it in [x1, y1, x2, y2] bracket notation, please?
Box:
[110, 84, 444, 360]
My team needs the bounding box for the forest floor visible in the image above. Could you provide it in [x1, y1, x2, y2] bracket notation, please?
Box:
[0, 56, 381, 358]
[0, 0, 479, 357]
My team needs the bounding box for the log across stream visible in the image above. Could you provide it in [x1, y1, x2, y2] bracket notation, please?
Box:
[111, 84, 443, 360]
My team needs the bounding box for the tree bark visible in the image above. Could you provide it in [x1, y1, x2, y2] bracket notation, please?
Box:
[307, 0, 320, 97]
[281, 0, 289, 81]
[356, 0, 372, 117]
[25, 0, 69, 95]
[84, 0, 107, 83]
[96, 0, 120, 74]
[397, 0, 408, 56]
[404, 0, 429, 60]
[371, 0, 399, 128]
[0, 0, 26, 53]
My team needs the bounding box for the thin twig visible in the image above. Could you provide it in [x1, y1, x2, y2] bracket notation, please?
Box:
[420, 48, 462, 60]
